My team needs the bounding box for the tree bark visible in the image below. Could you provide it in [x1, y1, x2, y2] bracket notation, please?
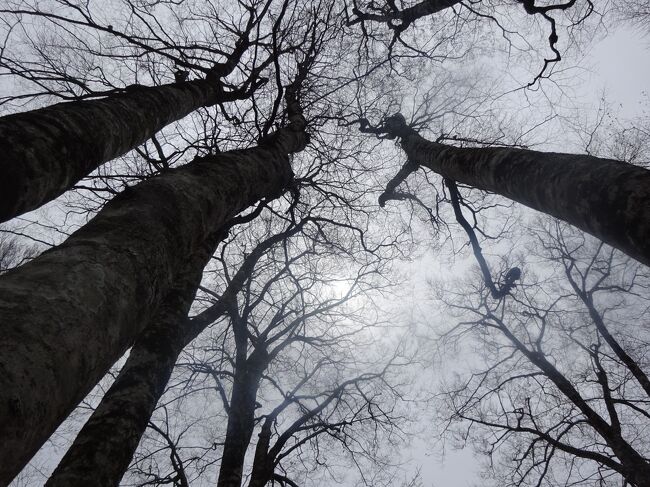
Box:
[216, 354, 268, 487]
[381, 115, 650, 268]
[45, 240, 213, 487]
[0, 78, 224, 223]
[247, 424, 274, 487]
[0, 116, 306, 484]
[46, 221, 306, 487]
[350, 0, 462, 30]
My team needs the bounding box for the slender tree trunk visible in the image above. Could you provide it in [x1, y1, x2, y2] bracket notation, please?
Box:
[247, 423, 274, 487]
[0, 78, 225, 223]
[217, 376, 261, 487]
[0, 117, 306, 484]
[45, 239, 213, 487]
[217, 350, 268, 487]
[46, 222, 305, 487]
[381, 115, 650, 268]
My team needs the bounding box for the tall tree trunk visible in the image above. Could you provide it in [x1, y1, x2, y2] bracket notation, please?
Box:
[379, 114, 650, 268]
[0, 116, 306, 484]
[46, 221, 306, 487]
[45, 240, 213, 487]
[247, 422, 274, 487]
[216, 356, 267, 487]
[0, 78, 226, 223]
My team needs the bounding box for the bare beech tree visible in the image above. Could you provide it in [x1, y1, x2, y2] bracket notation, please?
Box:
[44, 213, 297, 487]
[0, 0, 370, 479]
[0, 0, 646, 486]
[347, 2, 650, 268]
[360, 114, 650, 268]
[0, 76, 309, 483]
[0, 0, 279, 222]
[435, 218, 650, 486]
[0, 0, 393, 482]
[123, 209, 407, 487]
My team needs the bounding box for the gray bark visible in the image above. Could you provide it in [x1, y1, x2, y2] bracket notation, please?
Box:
[0, 115, 306, 484]
[0, 79, 223, 223]
[382, 115, 650, 268]
[46, 222, 305, 487]
[44, 241, 212, 487]
[216, 351, 268, 487]
[247, 423, 274, 487]
[350, 0, 462, 30]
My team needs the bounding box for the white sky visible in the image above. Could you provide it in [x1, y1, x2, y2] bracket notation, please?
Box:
[4, 7, 650, 487]
[589, 27, 650, 118]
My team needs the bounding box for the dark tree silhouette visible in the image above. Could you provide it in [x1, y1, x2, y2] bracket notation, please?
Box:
[46, 215, 314, 487]
[0, 0, 644, 485]
[0, 1, 274, 222]
[123, 208, 403, 487]
[436, 219, 650, 487]
[366, 114, 650, 267]
[0, 84, 307, 483]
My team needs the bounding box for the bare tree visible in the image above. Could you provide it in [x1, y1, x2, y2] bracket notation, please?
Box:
[46, 213, 314, 487]
[123, 209, 406, 487]
[0, 0, 279, 222]
[0, 79, 307, 483]
[436, 218, 650, 486]
[360, 113, 650, 268]
[208, 219, 394, 487]
[0, 0, 384, 481]
[347, 0, 596, 84]
[0, 0, 644, 485]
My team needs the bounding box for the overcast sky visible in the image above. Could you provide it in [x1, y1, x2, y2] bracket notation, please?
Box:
[4, 5, 650, 487]
[591, 27, 650, 118]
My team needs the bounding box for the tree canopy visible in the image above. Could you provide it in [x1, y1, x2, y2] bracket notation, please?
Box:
[0, 0, 649, 486]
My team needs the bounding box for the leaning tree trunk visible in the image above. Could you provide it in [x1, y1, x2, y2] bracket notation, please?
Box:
[380, 114, 650, 268]
[46, 222, 305, 487]
[0, 113, 307, 485]
[0, 78, 229, 223]
[44, 240, 213, 487]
